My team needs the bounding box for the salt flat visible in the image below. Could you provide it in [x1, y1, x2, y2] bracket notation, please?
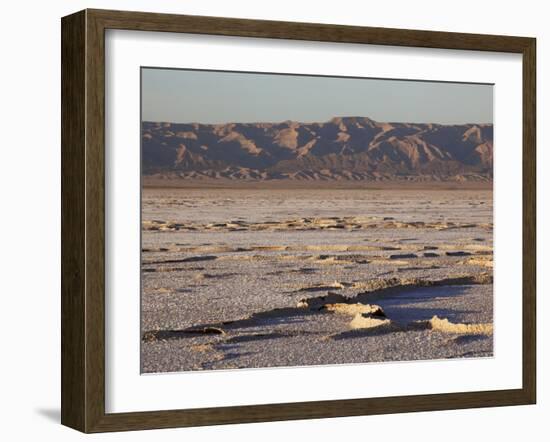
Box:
[141, 188, 493, 373]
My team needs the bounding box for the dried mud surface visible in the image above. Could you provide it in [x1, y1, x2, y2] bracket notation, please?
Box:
[141, 188, 493, 373]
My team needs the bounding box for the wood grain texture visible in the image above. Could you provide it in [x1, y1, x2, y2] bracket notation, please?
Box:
[84, 9, 107, 433]
[522, 38, 537, 403]
[89, 8, 532, 52]
[60, 8, 537, 433]
[61, 10, 86, 431]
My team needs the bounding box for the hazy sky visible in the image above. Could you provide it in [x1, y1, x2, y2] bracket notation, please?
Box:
[141, 68, 493, 125]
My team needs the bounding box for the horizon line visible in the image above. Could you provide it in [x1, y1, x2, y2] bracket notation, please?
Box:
[141, 115, 494, 126]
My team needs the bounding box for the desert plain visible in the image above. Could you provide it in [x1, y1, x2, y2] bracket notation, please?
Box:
[141, 186, 493, 373]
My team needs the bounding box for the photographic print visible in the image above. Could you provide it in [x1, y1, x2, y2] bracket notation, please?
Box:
[140, 68, 494, 374]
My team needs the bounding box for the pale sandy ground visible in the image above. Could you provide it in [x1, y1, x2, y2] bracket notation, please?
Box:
[141, 188, 493, 373]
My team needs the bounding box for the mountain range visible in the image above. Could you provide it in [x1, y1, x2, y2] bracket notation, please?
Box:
[142, 116, 493, 182]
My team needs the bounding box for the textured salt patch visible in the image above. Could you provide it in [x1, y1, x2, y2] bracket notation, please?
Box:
[141, 189, 494, 372]
[321, 303, 386, 317]
[349, 314, 394, 331]
[424, 316, 493, 335]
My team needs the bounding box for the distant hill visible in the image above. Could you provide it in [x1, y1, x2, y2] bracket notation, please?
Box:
[142, 117, 493, 183]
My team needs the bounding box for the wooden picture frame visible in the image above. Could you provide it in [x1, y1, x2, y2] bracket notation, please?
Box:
[61, 8, 536, 433]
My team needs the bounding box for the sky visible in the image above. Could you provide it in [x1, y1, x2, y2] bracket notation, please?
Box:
[141, 68, 493, 125]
